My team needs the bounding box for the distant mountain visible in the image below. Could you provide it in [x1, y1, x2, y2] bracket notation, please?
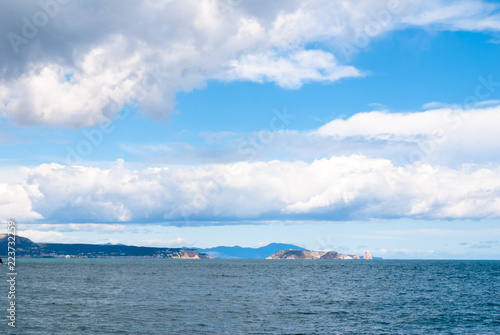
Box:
[197, 243, 308, 259]
[0, 233, 43, 257]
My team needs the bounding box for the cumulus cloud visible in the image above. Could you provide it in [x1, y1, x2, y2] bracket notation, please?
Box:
[219, 50, 362, 88]
[0, 36, 146, 127]
[1, 0, 500, 128]
[313, 103, 500, 166]
[316, 104, 500, 141]
[3, 156, 497, 224]
[0, 183, 43, 222]
[119, 103, 500, 166]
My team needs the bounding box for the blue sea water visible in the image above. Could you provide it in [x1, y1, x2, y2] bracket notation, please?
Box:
[0, 259, 499, 334]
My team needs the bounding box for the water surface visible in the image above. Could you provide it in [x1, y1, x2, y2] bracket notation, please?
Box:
[1, 259, 499, 334]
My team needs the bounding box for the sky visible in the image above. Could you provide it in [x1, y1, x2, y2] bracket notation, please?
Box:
[1, 0, 500, 259]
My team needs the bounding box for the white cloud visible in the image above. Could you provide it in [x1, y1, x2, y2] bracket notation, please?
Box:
[401, 1, 500, 31]
[0, 183, 43, 222]
[121, 103, 500, 167]
[316, 104, 500, 143]
[311, 103, 500, 166]
[5, 156, 498, 224]
[33, 223, 127, 233]
[1, 0, 499, 127]
[219, 50, 362, 89]
[1, 37, 146, 127]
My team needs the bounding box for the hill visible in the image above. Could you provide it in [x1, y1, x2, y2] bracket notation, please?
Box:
[39, 243, 210, 259]
[0, 233, 43, 257]
[0, 234, 209, 259]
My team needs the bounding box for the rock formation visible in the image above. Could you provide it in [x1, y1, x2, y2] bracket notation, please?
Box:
[319, 251, 340, 259]
[267, 250, 325, 259]
[352, 254, 360, 260]
[267, 249, 371, 260]
[175, 249, 211, 259]
[320, 251, 352, 259]
[363, 250, 372, 260]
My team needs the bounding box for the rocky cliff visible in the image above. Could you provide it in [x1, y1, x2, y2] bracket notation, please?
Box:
[176, 249, 211, 259]
[266, 249, 325, 259]
[267, 249, 375, 260]
[320, 251, 346, 259]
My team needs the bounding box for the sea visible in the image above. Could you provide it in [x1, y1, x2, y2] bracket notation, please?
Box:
[0, 259, 499, 334]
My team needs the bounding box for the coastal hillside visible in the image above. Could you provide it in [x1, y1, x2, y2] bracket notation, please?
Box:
[39, 243, 210, 259]
[0, 233, 43, 257]
[0, 234, 210, 259]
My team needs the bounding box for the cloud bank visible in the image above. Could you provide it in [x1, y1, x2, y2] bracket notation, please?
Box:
[0, 155, 496, 224]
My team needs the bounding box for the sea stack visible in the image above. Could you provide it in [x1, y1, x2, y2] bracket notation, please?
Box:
[352, 254, 360, 260]
[363, 250, 372, 260]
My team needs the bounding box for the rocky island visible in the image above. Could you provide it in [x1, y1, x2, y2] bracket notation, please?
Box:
[267, 249, 375, 260]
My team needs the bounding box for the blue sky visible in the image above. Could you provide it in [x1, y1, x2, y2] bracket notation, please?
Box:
[1, 0, 500, 258]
